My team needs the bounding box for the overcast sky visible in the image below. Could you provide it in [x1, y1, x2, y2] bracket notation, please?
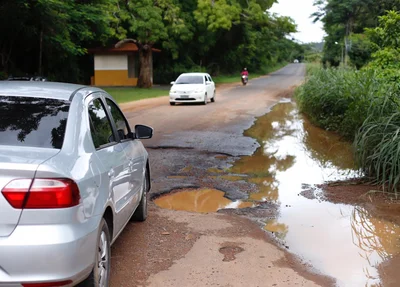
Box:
[269, 0, 325, 43]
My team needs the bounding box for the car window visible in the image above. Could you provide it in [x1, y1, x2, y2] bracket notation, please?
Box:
[0, 96, 69, 149]
[208, 75, 213, 82]
[175, 75, 203, 84]
[88, 98, 116, 149]
[105, 98, 130, 141]
[204, 76, 208, 82]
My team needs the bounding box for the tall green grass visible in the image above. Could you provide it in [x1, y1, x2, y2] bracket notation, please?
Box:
[355, 113, 400, 192]
[296, 65, 400, 193]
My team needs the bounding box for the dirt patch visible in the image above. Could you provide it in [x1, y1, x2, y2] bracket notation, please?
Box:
[320, 181, 400, 211]
[219, 243, 245, 262]
[145, 208, 335, 287]
[110, 204, 200, 287]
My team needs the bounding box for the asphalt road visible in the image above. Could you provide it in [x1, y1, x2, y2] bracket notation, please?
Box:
[110, 64, 335, 287]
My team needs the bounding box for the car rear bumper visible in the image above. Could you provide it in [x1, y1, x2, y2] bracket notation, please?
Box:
[0, 215, 101, 286]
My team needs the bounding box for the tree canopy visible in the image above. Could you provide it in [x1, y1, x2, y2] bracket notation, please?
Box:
[0, 0, 303, 86]
[314, 0, 400, 68]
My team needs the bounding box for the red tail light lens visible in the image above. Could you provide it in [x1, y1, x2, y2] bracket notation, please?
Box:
[2, 178, 80, 209]
[22, 280, 73, 287]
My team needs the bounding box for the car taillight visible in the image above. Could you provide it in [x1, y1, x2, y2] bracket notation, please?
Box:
[22, 280, 73, 287]
[2, 178, 80, 209]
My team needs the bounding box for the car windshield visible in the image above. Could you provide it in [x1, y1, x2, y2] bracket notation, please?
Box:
[175, 75, 204, 84]
[0, 96, 70, 149]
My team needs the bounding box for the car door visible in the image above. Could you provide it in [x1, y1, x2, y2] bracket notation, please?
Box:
[103, 96, 144, 214]
[86, 94, 132, 234]
[207, 75, 215, 97]
[204, 75, 212, 99]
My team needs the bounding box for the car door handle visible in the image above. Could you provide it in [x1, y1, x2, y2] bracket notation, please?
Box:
[108, 169, 115, 178]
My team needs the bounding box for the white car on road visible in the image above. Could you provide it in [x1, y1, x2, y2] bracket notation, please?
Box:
[169, 73, 216, 105]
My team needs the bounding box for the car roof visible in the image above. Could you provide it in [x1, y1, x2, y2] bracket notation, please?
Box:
[0, 81, 104, 101]
[179, 73, 209, 76]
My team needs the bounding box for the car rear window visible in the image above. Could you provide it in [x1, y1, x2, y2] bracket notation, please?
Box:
[0, 96, 70, 149]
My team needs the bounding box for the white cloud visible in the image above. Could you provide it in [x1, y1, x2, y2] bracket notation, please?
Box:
[269, 0, 326, 43]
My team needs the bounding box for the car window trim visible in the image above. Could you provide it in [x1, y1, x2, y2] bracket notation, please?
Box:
[101, 94, 133, 143]
[86, 93, 119, 151]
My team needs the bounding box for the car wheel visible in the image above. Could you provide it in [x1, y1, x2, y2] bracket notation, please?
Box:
[202, 93, 207, 105]
[211, 91, 216, 102]
[131, 169, 149, 222]
[170, 102, 175, 106]
[78, 219, 111, 287]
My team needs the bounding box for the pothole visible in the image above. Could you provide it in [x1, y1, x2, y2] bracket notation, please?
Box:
[153, 188, 254, 213]
[219, 245, 245, 262]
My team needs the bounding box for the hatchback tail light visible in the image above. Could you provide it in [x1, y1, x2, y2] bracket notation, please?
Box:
[2, 178, 80, 209]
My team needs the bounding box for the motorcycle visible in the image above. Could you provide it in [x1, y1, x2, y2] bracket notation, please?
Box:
[241, 75, 248, 85]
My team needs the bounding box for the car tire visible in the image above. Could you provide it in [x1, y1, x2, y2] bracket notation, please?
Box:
[170, 102, 175, 106]
[202, 94, 207, 105]
[78, 219, 111, 287]
[211, 91, 216, 102]
[131, 169, 149, 222]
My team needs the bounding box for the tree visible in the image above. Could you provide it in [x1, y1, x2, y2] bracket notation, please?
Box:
[0, 0, 117, 82]
[314, 0, 400, 68]
[115, 0, 188, 88]
[365, 11, 400, 81]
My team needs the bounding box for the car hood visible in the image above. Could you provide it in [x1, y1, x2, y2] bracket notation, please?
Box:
[171, 84, 205, 92]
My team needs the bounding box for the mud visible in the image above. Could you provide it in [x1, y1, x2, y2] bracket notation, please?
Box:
[153, 188, 254, 213]
[219, 244, 245, 262]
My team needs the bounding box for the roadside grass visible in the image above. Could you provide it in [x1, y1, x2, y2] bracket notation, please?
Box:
[213, 62, 288, 84]
[296, 64, 400, 193]
[104, 87, 168, 104]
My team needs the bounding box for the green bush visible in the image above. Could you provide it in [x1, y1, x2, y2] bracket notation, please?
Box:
[296, 67, 391, 140]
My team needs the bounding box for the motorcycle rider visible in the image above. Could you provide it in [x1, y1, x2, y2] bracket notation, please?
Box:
[241, 67, 249, 84]
[241, 67, 249, 77]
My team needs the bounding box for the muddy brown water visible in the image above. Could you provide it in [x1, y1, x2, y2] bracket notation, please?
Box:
[154, 99, 400, 286]
[154, 188, 254, 213]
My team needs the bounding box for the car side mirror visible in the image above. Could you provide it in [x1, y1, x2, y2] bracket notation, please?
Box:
[170, 81, 175, 85]
[206, 81, 211, 85]
[135, 125, 153, 139]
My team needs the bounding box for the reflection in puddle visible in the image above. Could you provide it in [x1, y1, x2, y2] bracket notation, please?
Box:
[264, 219, 288, 240]
[232, 100, 400, 286]
[154, 188, 254, 213]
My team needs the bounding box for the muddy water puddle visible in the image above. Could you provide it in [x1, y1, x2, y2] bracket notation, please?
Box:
[231, 100, 400, 286]
[154, 188, 254, 213]
[154, 98, 400, 286]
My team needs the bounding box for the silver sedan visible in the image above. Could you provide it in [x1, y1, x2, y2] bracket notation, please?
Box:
[0, 81, 153, 287]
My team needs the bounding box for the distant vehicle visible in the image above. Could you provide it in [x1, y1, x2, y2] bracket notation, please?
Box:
[0, 81, 153, 286]
[6, 75, 48, 81]
[241, 75, 248, 85]
[294, 59, 299, 63]
[169, 72, 216, 105]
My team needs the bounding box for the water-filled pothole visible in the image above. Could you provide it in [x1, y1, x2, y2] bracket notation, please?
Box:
[154, 188, 254, 213]
[230, 100, 400, 286]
